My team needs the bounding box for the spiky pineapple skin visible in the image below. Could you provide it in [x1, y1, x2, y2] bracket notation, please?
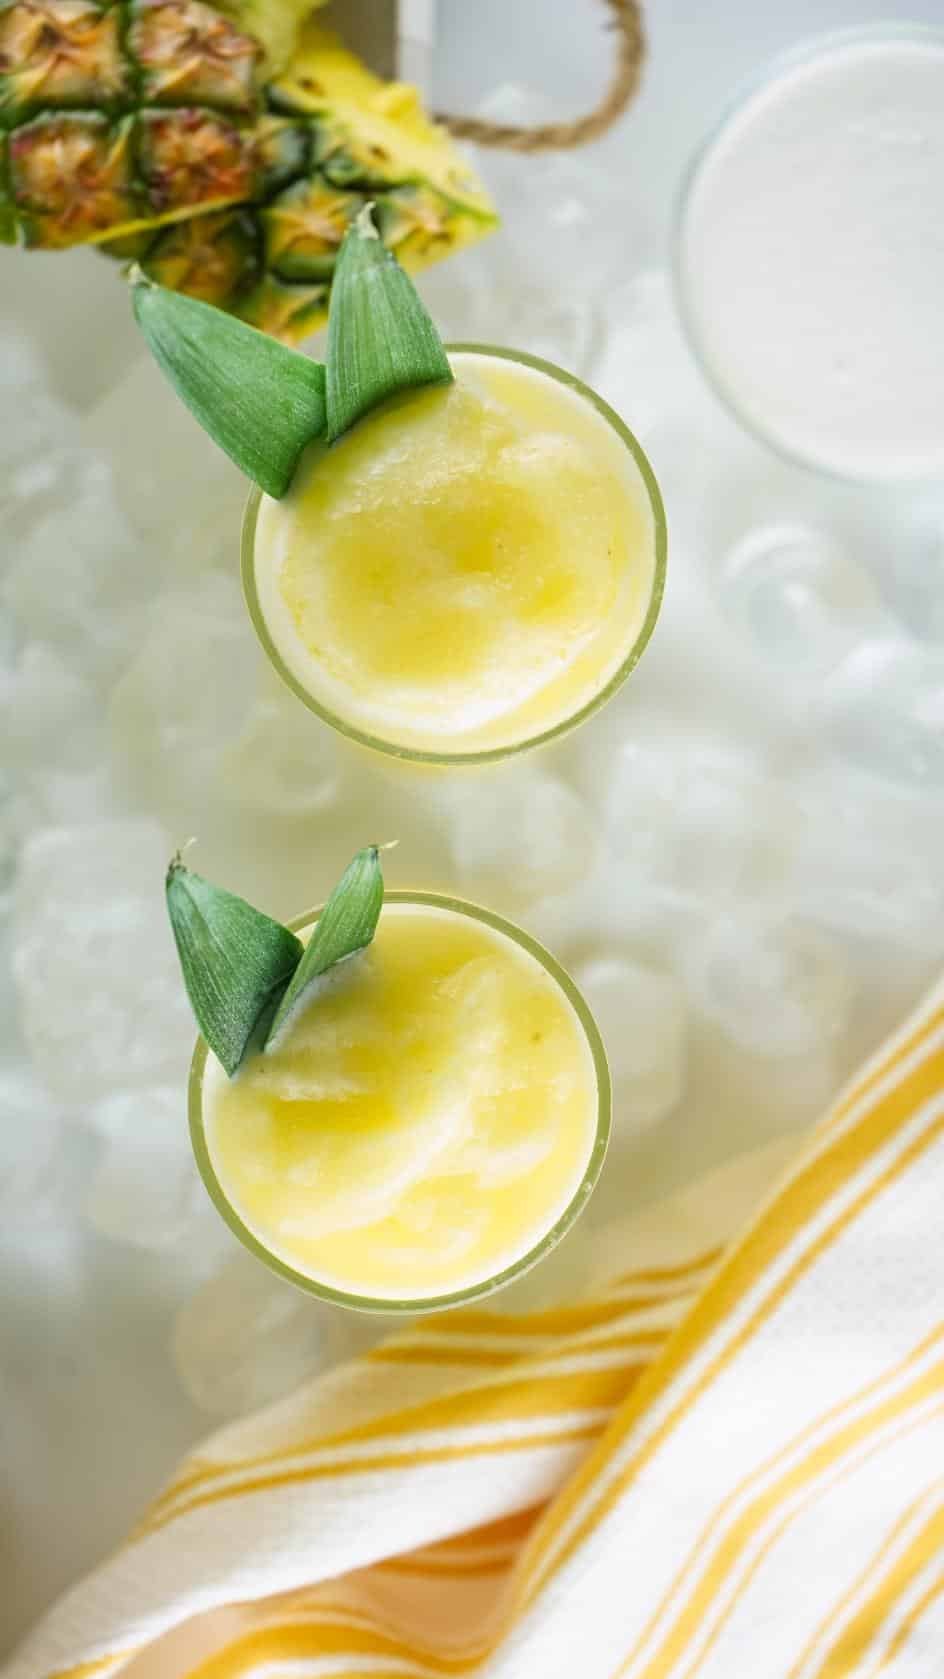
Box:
[0, 2, 496, 338]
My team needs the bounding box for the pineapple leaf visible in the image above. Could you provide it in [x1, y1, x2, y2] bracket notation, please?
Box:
[265, 846, 384, 1047]
[131, 270, 326, 498]
[167, 857, 303, 1077]
[325, 204, 452, 442]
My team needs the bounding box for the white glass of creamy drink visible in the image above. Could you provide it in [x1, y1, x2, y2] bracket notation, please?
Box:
[675, 27, 944, 483]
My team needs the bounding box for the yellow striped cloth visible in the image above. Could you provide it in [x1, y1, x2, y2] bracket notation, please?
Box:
[5, 979, 943, 1679]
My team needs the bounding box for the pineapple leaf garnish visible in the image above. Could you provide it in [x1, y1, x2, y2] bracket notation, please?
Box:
[130, 269, 326, 498]
[129, 208, 451, 492]
[167, 848, 386, 1075]
[265, 846, 384, 1047]
[325, 204, 453, 442]
[167, 857, 303, 1076]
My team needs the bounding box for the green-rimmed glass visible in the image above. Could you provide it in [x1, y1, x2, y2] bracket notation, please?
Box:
[189, 890, 611, 1315]
[241, 344, 667, 765]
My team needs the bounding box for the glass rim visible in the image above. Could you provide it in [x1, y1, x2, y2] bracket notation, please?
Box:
[241, 341, 667, 765]
[189, 889, 612, 1315]
[672, 22, 944, 488]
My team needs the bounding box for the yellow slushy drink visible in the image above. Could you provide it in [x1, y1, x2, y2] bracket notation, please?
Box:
[245, 348, 665, 761]
[194, 894, 609, 1309]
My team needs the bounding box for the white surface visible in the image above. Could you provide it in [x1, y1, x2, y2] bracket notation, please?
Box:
[677, 30, 944, 480]
[1, 0, 943, 1663]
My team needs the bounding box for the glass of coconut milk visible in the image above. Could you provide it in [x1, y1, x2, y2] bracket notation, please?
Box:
[674, 26, 944, 484]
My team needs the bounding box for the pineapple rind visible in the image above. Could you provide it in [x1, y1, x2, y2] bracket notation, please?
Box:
[128, 0, 259, 115]
[136, 105, 252, 216]
[5, 1, 496, 335]
[0, 0, 130, 124]
[1, 0, 264, 241]
[10, 109, 139, 245]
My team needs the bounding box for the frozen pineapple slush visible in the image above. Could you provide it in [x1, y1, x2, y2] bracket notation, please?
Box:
[197, 897, 608, 1305]
[247, 349, 664, 759]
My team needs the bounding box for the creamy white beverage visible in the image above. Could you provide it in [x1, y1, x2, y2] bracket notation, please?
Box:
[677, 31, 944, 481]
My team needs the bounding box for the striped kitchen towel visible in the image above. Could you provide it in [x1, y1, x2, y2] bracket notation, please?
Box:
[5, 978, 943, 1679]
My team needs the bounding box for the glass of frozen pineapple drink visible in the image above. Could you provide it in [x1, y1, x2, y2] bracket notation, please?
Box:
[242, 346, 666, 763]
[190, 892, 610, 1312]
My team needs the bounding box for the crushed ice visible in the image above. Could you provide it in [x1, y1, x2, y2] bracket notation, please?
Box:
[2, 112, 943, 1429]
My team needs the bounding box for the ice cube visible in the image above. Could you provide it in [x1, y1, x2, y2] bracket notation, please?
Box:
[1, 459, 144, 682]
[874, 496, 944, 644]
[85, 1123, 206, 1251]
[0, 445, 92, 539]
[785, 769, 944, 951]
[0, 597, 14, 669]
[414, 112, 628, 381]
[83, 354, 239, 541]
[601, 731, 780, 905]
[0, 331, 75, 472]
[5, 765, 125, 877]
[1, 642, 102, 770]
[0, 329, 49, 394]
[718, 522, 886, 680]
[218, 678, 345, 820]
[421, 250, 603, 381]
[826, 638, 944, 791]
[417, 101, 643, 378]
[0, 1063, 70, 1224]
[0, 768, 16, 899]
[686, 914, 854, 1059]
[448, 769, 596, 909]
[467, 84, 654, 302]
[160, 473, 254, 590]
[87, 1083, 184, 1143]
[108, 572, 258, 823]
[13, 821, 193, 1103]
[575, 955, 687, 1130]
[472, 79, 560, 132]
[593, 271, 710, 448]
[172, 1249, 385, 1418]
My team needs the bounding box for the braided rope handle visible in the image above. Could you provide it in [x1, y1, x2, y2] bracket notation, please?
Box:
[435, 0, 645, 152]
